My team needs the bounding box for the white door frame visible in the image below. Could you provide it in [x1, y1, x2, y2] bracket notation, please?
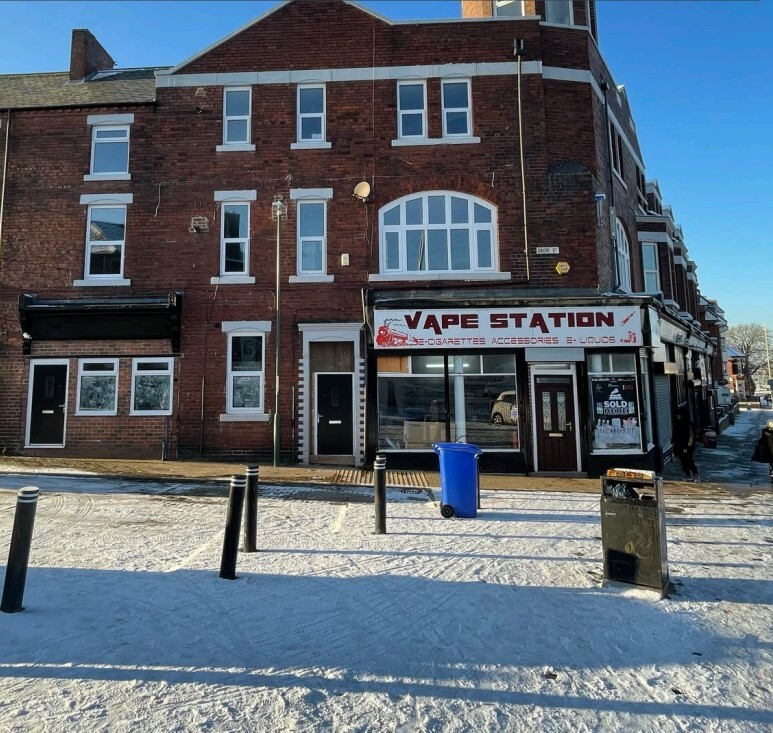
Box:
[314, 371, 355, 456]
[25, 358, 70, 448]
[529, 362, 582, 472]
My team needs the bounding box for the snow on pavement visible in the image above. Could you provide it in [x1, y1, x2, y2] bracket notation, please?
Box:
[0, 485, 771, 732]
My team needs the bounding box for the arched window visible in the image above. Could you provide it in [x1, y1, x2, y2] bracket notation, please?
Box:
[379, 192, 497, 276]
[615, 218, 631, 291]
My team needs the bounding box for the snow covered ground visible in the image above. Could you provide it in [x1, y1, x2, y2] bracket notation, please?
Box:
[1, 483, 771, 732]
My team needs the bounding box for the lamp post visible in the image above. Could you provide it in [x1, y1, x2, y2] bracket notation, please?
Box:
[271, 194, 287, 467]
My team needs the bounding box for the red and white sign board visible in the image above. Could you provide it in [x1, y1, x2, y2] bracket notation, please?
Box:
[373, 307, 642, 349]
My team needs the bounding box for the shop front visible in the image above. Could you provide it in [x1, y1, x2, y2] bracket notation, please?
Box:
[368, 295, 659, 477]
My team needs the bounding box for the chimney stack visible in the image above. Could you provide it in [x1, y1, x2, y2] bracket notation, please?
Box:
[69, 29, 115, 82]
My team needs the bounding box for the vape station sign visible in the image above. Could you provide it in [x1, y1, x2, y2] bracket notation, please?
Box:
[373, 307, 642, 349]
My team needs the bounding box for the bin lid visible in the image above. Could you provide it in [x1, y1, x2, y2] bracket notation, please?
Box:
[433, 442, 482, 455]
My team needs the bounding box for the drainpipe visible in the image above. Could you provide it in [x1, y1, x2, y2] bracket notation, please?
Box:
[515, 39, 530, 281]
[0, 110, 10, 268]
[600, 80, 618, 289]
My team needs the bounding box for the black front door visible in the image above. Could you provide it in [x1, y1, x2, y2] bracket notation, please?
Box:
[29, 363, 68, 446]
[535, 375, 576, 471]
[316, 373, 353, 455]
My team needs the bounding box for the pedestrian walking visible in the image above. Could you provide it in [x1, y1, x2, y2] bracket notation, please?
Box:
[672, 407, 701, 482]
[751, 419, 773, 482]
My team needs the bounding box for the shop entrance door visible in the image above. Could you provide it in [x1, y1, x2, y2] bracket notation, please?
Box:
[316, 373, 353, 455]
[534, 374, 577, 471]
[27, 361, 68, 447]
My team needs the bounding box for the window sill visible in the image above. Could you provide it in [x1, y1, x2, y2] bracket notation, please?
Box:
[130, 411, 173, 417]
[391, 136, 480, 147]
[75, 411, 118, 417]
[291, 141, 332, 150]
[539, 22, 590, 31]
[220, 412, 270, 422]
[289, 274, 334, 283]
[211, 275, 256, 285]
[613, 169, 628, 189]
[84, 173, 131, 181]
[216, 143, 256, 152]
[369, 271, 511, 282]
[73, 278, 131, 287]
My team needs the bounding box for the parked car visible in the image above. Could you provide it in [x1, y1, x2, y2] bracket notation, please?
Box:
[491, 391, 518, 425]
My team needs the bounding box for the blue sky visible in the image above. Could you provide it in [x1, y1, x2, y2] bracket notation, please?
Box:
[2, 1, 770, 327]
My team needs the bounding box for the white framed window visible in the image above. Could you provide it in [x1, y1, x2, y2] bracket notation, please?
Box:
[76, 359, 118, 416]
[379, 192, 497, 275]
[615, 218, 631, 291]
[297, 85, 325, 143]
[397, 81, 427, 139]
[85, 205, 126, 279]
[545, 0, 573, 25]
[587, 352, 641, 452]
[441, 79, 472, 138]
[220, 202, 250, 276]
[494, 0, 525, 16]
[90, 126, 129, 177]
[131, 358, 173, 416]
[642, 242, 660, 293]
[223, 87, 251, 146]
[297, 200, 327, 275]
[227, 332, 265, 413]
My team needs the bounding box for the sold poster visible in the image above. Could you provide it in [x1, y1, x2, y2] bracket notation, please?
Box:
[590, 375, 641, 450]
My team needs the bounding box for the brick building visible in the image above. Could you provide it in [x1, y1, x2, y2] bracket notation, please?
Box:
[0, 0, 726, 475]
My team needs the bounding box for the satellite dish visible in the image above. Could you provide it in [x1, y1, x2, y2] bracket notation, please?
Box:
[353, 181, 371, 201]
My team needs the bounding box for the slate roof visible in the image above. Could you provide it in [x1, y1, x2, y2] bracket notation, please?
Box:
[0, 68, 165, 110]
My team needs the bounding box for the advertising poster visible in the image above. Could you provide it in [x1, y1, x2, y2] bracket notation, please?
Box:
[590, 375, 641, 450]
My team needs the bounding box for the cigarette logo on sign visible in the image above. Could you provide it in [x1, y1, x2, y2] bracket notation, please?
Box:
[555, 261, 570, 275]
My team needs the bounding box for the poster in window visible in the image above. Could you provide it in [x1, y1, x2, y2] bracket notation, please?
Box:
[590, 375, 641, 449]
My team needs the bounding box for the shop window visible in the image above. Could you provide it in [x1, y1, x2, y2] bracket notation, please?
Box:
[131, 358, 173, 415]
[588, 352, 641, 451]
[376, 352, 519, 451]
[76, 359, 118, 415]
[379, 192, 497, 276]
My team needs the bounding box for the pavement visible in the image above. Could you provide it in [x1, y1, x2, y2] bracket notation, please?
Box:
[0, 406, 771, 499]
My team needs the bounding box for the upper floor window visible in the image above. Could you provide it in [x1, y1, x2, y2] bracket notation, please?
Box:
[615, 218, 631, 291]
[298, 201, 327, 275]
[495, 0, 525, 16]
[86, 205, 126, 279]
[212, 190, 256, 283]
[441, 80, 472, 137]
[297, 85, 325, 143]
[397, 81, 426, 139]
[379, 192, 497, 275]
[85, 114, 134, 181]
[223, 87, 251, 146]
[609, 122, 625, 179]
[642, 242, 660, 293]
[545, 0, 573, 25]
[131, 358, 173, 416]
[76, 359, 118, 415]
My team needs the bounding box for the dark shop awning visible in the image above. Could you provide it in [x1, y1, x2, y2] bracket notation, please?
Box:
[18, 292, 182, 354]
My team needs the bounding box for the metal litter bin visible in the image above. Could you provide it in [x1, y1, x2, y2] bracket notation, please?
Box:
[600, 468, 670, 596]
[433, 442, 481, 518]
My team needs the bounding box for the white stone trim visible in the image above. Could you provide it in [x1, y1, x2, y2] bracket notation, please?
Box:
[83, 173, 132, 182]
[219, 413, 270, 422]
[80, 193, 133, 205]
[369, 272, 511, 283]
[290, 188, 334, 200]
[391, 136, 480, 147]
[214, 190, 257, 202]
[216, 143, 256, 152]
[210, 275, 256, 285]
[289, 274, 335, 284]
[221, 320, 272, 333]
[87, 113, 135, 125]
[73, 278, 131, 287]
[290, 141, 332, 150]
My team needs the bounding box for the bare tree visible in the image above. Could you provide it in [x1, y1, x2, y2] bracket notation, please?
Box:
[727, 323, 772, 394]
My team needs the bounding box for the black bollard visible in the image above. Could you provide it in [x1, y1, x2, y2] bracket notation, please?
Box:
[374, 454, 387, 534]
[1, 486, 40, 613]
[219, 475, 246, 580]
[243, 465, 259, 553]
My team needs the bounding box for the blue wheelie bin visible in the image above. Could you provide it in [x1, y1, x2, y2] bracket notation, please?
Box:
[433, 442, 482, 518]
